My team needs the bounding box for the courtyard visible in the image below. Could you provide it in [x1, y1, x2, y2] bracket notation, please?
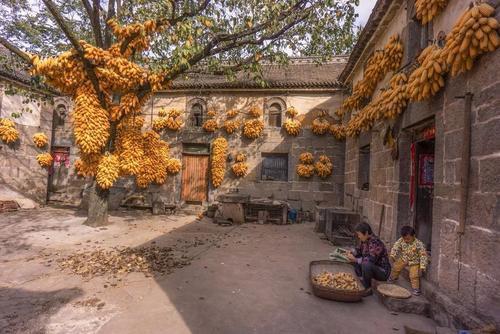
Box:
[0, 207, 436, 334]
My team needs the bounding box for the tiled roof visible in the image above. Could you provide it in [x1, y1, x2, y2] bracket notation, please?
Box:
[0, 46, 34, 86]
[170, 56, 348, 90]
[337, 0, 394, 84]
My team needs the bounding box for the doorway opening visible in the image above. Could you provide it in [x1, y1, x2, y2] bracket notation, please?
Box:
[412, 138, 435, 251]
[181, 143, 210, 204]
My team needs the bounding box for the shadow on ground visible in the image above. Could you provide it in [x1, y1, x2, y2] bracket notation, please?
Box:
[0, 287, 83, 334]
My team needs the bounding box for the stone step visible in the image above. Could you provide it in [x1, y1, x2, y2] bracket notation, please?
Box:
[374, 277, 431, 317]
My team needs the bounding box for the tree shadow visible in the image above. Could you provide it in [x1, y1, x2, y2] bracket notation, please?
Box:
[0, 286, 83, 334]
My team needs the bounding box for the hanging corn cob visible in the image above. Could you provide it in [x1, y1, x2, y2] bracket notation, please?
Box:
[96, 153, 120, 189]
[243, 119, 264, 139]
[166, 158, 182, 174]
[297, 152, 315, 178]
[329, 124, 346, 140]
[416, 0, 449, 25]
[314, 155, 333, 179]
[32, 132, 49, 148]
[211, 137, 228, 187]
[0, 118, 20, 144]
[248, 106, 263, 117]
[283, 106, 302, 136]
[222, 120, 240, 134]
[231, 153, 248, 177]
[442, 3, 499, 77]
[36, 152, 53, 168]
[202, 119, 218, 132]
[407, 45, 446, 101]
[311, 111, 331, 135]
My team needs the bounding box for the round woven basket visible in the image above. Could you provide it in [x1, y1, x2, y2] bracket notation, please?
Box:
[376, 283, 412, 299]
[309, 260, 365, 303]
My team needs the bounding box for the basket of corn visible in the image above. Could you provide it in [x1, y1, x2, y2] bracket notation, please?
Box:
[309, 260, 365, 302]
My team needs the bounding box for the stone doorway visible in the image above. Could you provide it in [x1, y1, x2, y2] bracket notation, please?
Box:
[412, 134, 435, 251]
[181, 144, 210, 204]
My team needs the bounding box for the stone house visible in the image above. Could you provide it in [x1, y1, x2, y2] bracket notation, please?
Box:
[1, 0, 500, 330]
[145, 57, 347, 213]
[339, 0, 500, 329]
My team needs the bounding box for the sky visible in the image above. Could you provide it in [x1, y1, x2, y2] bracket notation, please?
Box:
[356, 0, 376, 27]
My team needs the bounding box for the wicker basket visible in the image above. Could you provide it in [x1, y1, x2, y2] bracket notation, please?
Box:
[309, 260, 365, 302]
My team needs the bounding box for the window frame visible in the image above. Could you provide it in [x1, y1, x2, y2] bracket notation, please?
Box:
[187, 98, 207, 127]
[264, 97, 286, 128]
[358, 144, 371, 191]
[260, 153, 289, 182]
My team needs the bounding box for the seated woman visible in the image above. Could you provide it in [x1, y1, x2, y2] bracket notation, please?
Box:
[347, 222, 391, 294]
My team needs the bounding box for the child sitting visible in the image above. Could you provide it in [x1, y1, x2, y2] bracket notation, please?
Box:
[388, 226, 428, 296]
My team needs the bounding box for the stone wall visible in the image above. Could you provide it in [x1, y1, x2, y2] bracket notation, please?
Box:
[342, 0, 500, 329]
[0, 81, 54, 206]
[138, 91, 346, 213]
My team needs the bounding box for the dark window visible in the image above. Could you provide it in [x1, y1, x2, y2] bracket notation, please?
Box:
[268, 103, 282, 127]
[358, 145, 370, 191]
[191, 103, 204, 127]
[261, 153, 288, 181]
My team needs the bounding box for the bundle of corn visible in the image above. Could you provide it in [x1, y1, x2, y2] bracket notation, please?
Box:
[380, 34, 404, 72]
[222, 120, 240, 134]
[231, 153, 248, 177]
[345, 110, 369, 137]
[33, 132, 49, 148]
[202, 119, 218, 132]
[283, 119, 302, 136]
[297, 152, 314, 178]
[296, 164, 314, 178]
[407, 45, 446, 101]
[358, 50, 386, 98]
[0, 118, 20, 144]
[135, 131, 170, 187]
[383, 72, 409, 118]
[235, 152, 246, 162]
[416, 0, 449, 25]
[158, 109, 168, 117]
[115, 116, 145, 176]
[442, 3, 499, 77]
[336, 34, 404, 117]
[226, 109, 239, 118]
[207, 110, 217, 118]
[242, 119, 264, 139]
[153, 109, 183, 132]
[311, 112, 330, 135]
[314, 155, 333, 179]
[166, 158, 181, 174]
[36, 152, 53, 168]
[286, 106, 298, 118]
[96, 153, 120, 189]
[211, 137, 227, 187]
[74, 153, 101, 177]
[71, 85, 110, 154]
[329, 124, 346, 140]
[299, 152, 314, 164]
[248, 106, 262, 117]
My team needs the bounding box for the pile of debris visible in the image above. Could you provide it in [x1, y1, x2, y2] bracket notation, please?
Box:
[58, 246, 190, 278]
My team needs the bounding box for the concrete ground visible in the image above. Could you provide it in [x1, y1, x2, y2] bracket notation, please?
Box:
[0, 207, 437, 334]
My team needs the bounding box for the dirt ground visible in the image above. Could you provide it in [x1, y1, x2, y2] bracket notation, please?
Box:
[0, 207, 436, 334]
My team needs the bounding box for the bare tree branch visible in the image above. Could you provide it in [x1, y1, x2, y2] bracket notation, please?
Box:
[0, 36, 32, 64]
[104, 0, 115, 48]
[119, 0, 211, 55]
[81, 0, 103, 47]
[42, 0, 107, 108]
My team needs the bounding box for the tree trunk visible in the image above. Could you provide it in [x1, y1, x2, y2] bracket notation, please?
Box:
[84, 181, 110, 227]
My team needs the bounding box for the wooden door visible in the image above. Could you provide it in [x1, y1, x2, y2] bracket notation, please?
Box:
[181, 154, 209, 203]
